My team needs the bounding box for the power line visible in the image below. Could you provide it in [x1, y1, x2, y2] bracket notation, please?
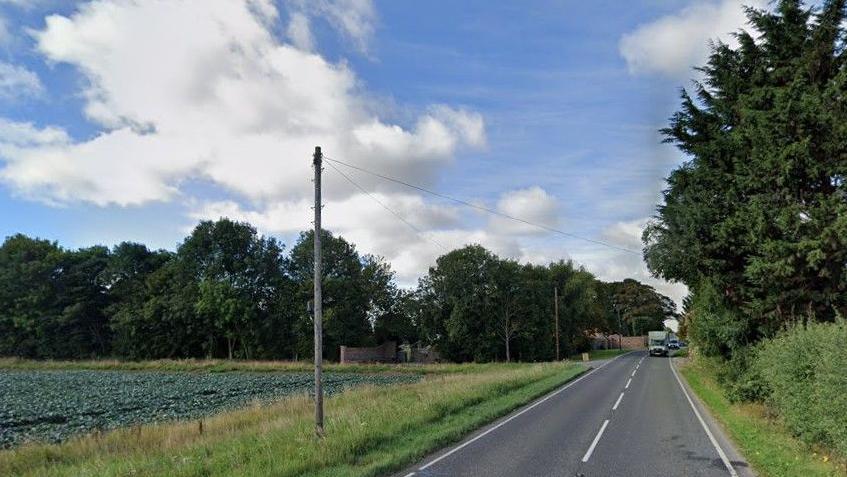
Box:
[325, 159, 449, 252]
[323, 156, 641, 255]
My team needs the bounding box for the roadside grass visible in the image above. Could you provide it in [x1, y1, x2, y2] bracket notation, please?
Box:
[0, 357, 532, 375]
[679, 358, 846, 477]
[0, 361, 585, 477]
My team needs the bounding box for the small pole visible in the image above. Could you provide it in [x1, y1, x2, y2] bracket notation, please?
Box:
[313, 146, 324, 437]
[554, 287, 560, 361]
[616, 305, 623, 350]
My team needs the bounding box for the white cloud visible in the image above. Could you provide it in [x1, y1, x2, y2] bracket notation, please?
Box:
[286, 11, 315, 52]
[575, 217, 688, 307]
[492, 186, 558, 236]
[0, 0, 483, 207]
[619, 0, 766, 78]
[0, 118, 68, 146]
[0, 0, 684, 301]
[287, 0, 376, 55]
[190, 193, 460, 283]
[188, 185, 561, 286]
[0, 62, 43, 100]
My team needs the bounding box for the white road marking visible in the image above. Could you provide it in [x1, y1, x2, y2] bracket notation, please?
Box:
[625, 378, 632, 389]
[612, 392, 624, 411]
[403, 351, 636, 475]
[631, 369, 637, 377]
[581, 419, 610, 462]
[669, 358, 738, 477]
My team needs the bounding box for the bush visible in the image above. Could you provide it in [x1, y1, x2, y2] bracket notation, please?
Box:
[716, 347, 770, 403]
[754, 319, 847, 457]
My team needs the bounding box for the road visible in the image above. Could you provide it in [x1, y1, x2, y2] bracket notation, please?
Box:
[396, 351, 752, 477]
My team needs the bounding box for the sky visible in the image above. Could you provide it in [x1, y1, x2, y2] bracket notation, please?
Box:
[0, 0, 770, 305]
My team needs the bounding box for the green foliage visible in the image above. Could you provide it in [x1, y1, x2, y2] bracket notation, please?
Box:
[716, 347, 770, 403]
[285, 230, 396, 361]
[0, 223, 674, 363]
[602, 278, 678, 336]
[414, 246, 659, 362]
[645, 0, 847, 351]
[754, 319, 847, 457]
[0, 235, 113, 359]
[681, 358, 845, 477]
[687, 281, 751, 357]
[0, 370, 419, 448]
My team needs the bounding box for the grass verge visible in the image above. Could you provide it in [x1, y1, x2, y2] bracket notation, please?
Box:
[678, 358, 846, 477]
[1, 362, 585, 477]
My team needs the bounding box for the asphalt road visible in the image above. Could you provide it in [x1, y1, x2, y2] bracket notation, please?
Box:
[397, 351, 753, 477]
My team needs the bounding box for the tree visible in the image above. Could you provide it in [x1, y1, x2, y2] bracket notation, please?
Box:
[490, 259, 521, 362]
[106, 242, 173, 357]
[417, 245, 500, 362]
[0, 235, 63, 357]
[603, 279, 677, 336]
[550, 260, 604, 357]
[0, 236, 115, 358]
[644, 0, 847, 355]
[179, 219, 288, 359]
[286, 230, 393, 360]
[52, 246, 112, 358]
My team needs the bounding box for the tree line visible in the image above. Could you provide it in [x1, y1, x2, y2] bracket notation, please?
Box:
[644, 0, 847, 359]
[0, 218, 677, 362]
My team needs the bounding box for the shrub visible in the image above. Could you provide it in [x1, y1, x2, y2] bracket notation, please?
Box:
[716, 347, 770, 403]
[754, 319, 847, 457]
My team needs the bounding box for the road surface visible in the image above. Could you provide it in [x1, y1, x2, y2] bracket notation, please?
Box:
[396, 351, 752, 477]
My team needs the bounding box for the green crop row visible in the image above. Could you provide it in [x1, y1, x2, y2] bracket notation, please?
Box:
[0, 370, 419, 448]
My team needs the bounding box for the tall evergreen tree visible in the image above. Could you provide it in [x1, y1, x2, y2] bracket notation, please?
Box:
[645, 0, 847, 355]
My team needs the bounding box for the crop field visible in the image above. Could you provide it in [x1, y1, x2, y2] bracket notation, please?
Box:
[0, 370, 418, 448]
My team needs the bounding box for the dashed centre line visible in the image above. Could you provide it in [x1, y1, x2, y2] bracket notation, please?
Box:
[625, 378, 632, 389]
[612, 392, 624, 411]
[581, 419, 610, 462]
[401, 351, 635, 476]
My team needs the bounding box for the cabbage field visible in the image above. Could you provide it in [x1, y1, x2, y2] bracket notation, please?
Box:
[0, 370, 419, 448]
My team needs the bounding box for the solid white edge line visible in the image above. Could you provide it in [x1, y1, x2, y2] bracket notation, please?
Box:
[410, 351, 636, 473]
[669, 358, 738, 477]
[581, 419, 610, 462]
[625, 378, 632, 389]
[612, 392, 624, 411]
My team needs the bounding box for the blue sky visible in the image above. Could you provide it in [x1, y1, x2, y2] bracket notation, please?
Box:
[0, 0, 763, 302]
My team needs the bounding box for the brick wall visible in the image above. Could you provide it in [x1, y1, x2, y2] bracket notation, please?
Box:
[592, 334, 646, 350]
[339, 341, 396, 363]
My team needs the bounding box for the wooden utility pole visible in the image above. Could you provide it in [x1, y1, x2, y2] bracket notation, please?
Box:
[554, 287, 560, 361]
[313, 146, 324, 437]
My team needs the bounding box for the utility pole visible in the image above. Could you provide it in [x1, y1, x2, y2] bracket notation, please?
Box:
[554, 287, 560, 361]
[312, 146, 324, 437]
[615, 304, 623, 350]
